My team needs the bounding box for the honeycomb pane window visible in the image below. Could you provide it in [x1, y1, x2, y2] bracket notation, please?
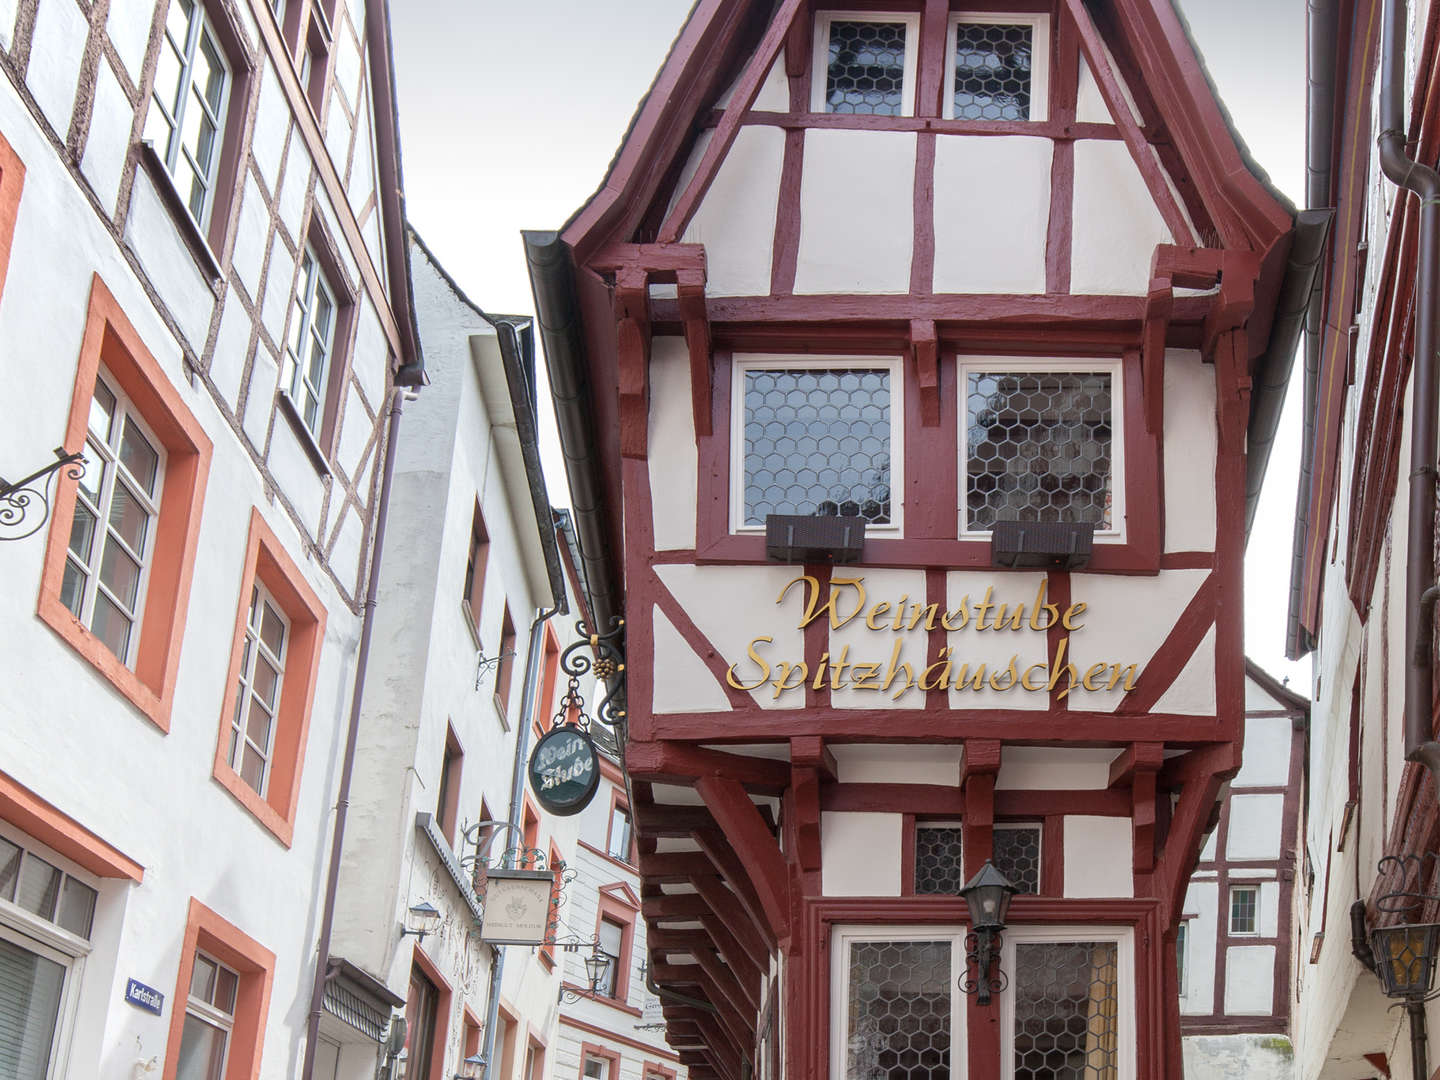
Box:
[961, 361, 1121, 536]
[946, 14, 1050, 121]
[993, 823, 1043, 894]
[735, 359, 901, 530]
[914, 824, 965, 895]
[1012, 939, 1121, 1080]
[813, 14, 920, 117]
[835, 931, 957, 1080]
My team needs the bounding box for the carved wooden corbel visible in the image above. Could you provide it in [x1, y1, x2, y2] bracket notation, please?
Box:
[911, 319, 940, 427]
[677, 267, 713, 437]
[616, 266, 650, 459]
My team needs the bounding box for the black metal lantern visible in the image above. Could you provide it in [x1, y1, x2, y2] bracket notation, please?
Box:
[1371, 923, 1440, 998]
[958, 860, 1019, 1007]
[584, 943, 613, 993]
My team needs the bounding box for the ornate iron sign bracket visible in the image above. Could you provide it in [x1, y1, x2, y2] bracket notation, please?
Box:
[0, 448, 85, 542]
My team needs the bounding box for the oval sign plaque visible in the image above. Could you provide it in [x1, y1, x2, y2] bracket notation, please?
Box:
[528, 726, 600, 816]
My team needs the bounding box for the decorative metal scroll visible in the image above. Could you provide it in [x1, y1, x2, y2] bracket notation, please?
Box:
[556, 615, 627, 729]
[958, 930, 1009, 1002]
[0, 448, 85, 542]
[1377, 852, 1440, 916]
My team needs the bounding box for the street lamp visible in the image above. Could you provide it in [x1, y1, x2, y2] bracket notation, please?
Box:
[1367, 853, 1440, 1080]
[958, 861, 1020, 1007]
[1371, 922, 1440, 998]
[558, 938, 614, 1003]
[400, 901, 442, 941]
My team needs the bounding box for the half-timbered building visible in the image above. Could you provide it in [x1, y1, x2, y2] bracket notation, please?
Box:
[525, 1, 1314, 1078]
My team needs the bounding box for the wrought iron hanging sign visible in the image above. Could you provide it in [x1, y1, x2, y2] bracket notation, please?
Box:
[0, 448, 85, 542]
[527, 617, 624, 816]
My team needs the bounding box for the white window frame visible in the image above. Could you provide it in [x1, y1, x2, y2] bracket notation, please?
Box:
[582, 1057, 610, 1080]
[957, 356, 1125, 542]
[150, 0, 232, 229]
[829, 924, 967, 1080]
[0, 823, 96, 1080]
[607, 804, 633, 863]
[999, 925, 1136, 1080]
[811, 11, 923, 117]
[944, 12, 1051, 122]
[180, 951, 237, 1080]
[283, 247, 339, 438]
[732, 354, 906, 536]
[227, 580, 290, 797]
[64, 372, 166, 670]
[1228, 885, 1259, 936]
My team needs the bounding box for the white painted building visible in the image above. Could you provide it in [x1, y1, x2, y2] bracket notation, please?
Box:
[1179, 661, 1307, 1080]
[0, 0, 418, 1076]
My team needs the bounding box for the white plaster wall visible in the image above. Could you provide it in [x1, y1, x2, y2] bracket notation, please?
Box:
[1225, 794, 1284, 861]
[1152, 625, 1217, 716]
[1181, 1035, 1296, 1080]
[652, 607, 732, 714]
[648, 335, 698, 550]
[794, 129, 915, 294]
[1070, 139, 1172, 295]
[1233, 715, 1294, 788]
[655, 563, 807, 709]
[821, 813, 903, 896]
[831, 744, 962, 786]
[1062, 816, 1133, 897]
[681, 125, 784, 296]
[1224, 945, 1277, 1015]
[996, 747, 1118, 790]
[828, 568, 927, 710]
[1161, 349, 1217, 552]
[932, 135, 1049, 294]
[945, 570, 1049, 711]
[714, 57, 789, 112]
[1066, 569, 1209, 712]
[1180, 880, 1218, 1016]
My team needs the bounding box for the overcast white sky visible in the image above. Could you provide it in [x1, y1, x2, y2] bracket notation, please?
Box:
[391, 0, 1310, 687]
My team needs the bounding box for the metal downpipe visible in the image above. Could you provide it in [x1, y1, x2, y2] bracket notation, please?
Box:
[300, 389, 407, 1079]
[1380, 0, 1440, 793]
[478, 602, 561, 1080]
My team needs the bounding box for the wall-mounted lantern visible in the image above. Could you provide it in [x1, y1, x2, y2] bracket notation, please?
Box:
[958, 861, 1019, 1007]
[557, 937, 614, 1003]
[1364, 853, 1440, 1080]
[399, 901, 441, 942]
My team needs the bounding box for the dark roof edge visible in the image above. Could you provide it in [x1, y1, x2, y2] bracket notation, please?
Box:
[522, 230, 622, 634]
[1244, 656, 1311, 718]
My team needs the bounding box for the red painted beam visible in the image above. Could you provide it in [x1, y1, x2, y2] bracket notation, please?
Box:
[695, 775, 792, 942]
[626, 740, 792, 793]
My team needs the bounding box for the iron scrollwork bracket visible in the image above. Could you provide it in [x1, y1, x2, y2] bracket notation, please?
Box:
[0, 448, 85, 543]
[1378, 852, 1440, 915]
[958, 929, 1009, 1007]
[554, 616, 627, 731]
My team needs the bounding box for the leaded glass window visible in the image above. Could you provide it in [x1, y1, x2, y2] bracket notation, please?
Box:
[914, 825, 964, 895]
[822, 18, 911, 116]
[993, 823, 1042, 894]
[1013, 941, 1119, 1080]
[953, 22, 1033, 120]
[739, 364, 895, 527]
[148, 0, 231, 227]
[843, 938, 952, 1080]
[963, 365, 1117, 533]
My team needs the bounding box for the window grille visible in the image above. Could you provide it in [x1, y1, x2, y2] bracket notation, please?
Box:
[1229, 886, 1258, 935]
[1013, 941, 1119, 1080]
[741, 367, 892, 526]
[953, 22, 1033, 120]
[964, 369, 1114, 532]
[993, 823, 1042, 894]
[845, 940, 952, 1080]
[914, 825, 965, 895]
[824, 20, 908, 115]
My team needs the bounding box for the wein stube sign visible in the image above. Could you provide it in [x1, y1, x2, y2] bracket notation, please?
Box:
[725, 575, 1141, 702]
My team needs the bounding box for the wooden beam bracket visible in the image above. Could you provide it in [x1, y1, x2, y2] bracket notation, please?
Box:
[616, 266, 651, 459]
[911, 319, 940, 426]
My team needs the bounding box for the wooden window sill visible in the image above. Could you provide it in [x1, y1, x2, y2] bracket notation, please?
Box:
[136, 141, 224, 285]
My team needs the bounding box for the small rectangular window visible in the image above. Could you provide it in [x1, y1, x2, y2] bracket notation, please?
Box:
[496, 608, 518, 719]
[148, 0, 232, 227]
[0, 836, 98, 940]
[464, 507, 490, 628]
[226, 583, 289, 797]
[960, 360, 1121, 537]
[437, 724, 463, 845]
[597, 919, 625, 998]
[992, 823, 1042, 894]
[584, 1058, 610, 1080]
[913, 823, 964, 895]
[61, 372, 166, 670]
[282, 247, 339, 438]
[607, 805, 633, 863]
[1229, 885, 1259, 935]
[813, 13, 920, 117]
[945, 13, 1050, 122]
[734, 358, 902, 532]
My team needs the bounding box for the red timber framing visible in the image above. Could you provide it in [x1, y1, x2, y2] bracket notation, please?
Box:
[536, 0, 1296, 1076]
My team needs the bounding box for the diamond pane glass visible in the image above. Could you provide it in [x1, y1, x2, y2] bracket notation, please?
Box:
[914, 827, 964, 895]
[826, 21, 907, 115]
[965, 371, 1113, 531]
[993, 824, 1042, 893]
[846, 940, 951, 1080]
[1014, 941, 1119, 1080]
[954, 23, 1033, 120]
[743, 368, 891, 525]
